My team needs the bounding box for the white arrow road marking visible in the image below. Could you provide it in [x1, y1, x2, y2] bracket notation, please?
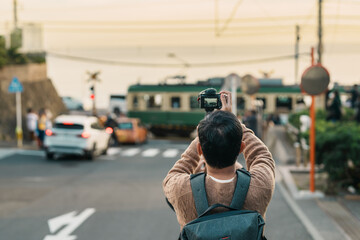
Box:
[43, 208, 95, 240]
[121, 148, 140, 157]
[141, 148, 160, 157]
[162, 149, 179, 158]
[106, 148, 122, 156]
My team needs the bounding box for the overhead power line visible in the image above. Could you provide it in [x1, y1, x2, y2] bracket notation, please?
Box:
[20, 15, 360, 27]
[47, 51, 310, 68]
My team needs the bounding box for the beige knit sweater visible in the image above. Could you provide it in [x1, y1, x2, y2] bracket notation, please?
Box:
[163, 123, 275, 229]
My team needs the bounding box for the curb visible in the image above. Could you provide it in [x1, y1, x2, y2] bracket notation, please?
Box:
[275, 168, 325, 240]
[279, 166, 324, 200]
[270, 128, 352, 240]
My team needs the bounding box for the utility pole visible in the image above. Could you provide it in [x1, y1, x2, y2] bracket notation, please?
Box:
[13, 0, 18, 29]
[87, 71, 101, 116]
[295, 25, 300, 85]
[318, 0, 323, 64]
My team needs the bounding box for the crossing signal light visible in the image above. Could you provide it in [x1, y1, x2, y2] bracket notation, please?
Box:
[90, 94, 95, 100]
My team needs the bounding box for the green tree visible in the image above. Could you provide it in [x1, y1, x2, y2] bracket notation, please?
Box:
[6, 47, 28, 64]
[0, 36, 7, 68]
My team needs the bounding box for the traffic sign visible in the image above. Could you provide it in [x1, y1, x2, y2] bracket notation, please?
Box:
[301, 64, 330, 96]
[8, 77, 24, 93]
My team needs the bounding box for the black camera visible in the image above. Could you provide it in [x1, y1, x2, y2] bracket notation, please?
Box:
[198, 88, 222, 113]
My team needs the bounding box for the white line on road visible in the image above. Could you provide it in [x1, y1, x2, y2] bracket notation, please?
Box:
[275, 167, 324, 240]
[121, 148, 140, 157]
[107, 148, 122, 156]
[19, 150, 45, 157]
[142, 148, 160, 157]
[0, 149, 16, 160]
[162, 149, 179, 158]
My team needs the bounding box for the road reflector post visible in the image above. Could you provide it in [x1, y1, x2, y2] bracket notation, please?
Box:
[294, 142, 301, 167]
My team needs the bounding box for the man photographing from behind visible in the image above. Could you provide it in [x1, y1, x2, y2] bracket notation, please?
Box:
[163, 91, 275, 239]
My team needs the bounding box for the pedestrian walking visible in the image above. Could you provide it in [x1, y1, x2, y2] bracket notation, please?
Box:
[37, 109, 47, 149]
[350, 84, 359, 109]
[243, 109, 258, 136]
[326, 90, 342, 122]
[355, 95, 360, 123]
[26, 108, 38, 142]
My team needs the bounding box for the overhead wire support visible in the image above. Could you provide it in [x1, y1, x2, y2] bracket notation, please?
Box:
[318, 0, 323, 64]
[295, 25, 300, 85]
[214, 0, 219, 36]
[216, 0, 244, 37]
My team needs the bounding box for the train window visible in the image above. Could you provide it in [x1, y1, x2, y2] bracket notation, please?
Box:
[237, 97, 245, 110]
[144, 94, 162, 109]
[133, 96, 139, 108]
[296, 97, 305, 104]
[190, 96, 199, 109]
[256, 97, 267, 109]
[276, 96, 292, 110]
[171, 97, 181, 109]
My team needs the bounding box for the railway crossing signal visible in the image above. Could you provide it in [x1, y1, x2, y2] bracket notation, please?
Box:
[87, 71, 101, 116]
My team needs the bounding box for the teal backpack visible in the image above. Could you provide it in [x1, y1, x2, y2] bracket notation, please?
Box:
[180, 168, 266, 240]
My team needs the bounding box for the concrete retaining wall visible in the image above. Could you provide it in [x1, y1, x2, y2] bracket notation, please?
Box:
[0, 64, 66, 141]
[0, 63, 47, 83]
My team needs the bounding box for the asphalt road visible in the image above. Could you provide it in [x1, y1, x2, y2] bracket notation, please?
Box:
[0, 139, 312, 240]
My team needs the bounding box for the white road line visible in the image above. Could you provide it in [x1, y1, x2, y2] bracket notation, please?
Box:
[121, 148, 140, 157]
[19, 150, 45, 157]
[107, 148, 122, 156]
[0, 149, 16, 160]
[275, 167, 325, 240]
[142, 148, 160, 157]
[162, 149, 179, 158]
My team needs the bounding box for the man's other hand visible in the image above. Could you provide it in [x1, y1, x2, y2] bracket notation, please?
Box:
[219, 90, 232, 113]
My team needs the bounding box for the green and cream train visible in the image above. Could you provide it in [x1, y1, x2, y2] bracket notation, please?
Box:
[126, 77, 310, 136]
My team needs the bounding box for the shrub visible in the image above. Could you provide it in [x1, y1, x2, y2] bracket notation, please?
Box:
[315, 121, 360, 191]
[289, 109, 360, 192]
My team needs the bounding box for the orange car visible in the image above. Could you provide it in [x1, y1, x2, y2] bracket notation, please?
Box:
[115, 118, 148, 144]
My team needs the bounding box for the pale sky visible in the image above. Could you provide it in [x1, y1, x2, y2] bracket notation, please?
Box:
[1, 0, 360, 48]
[1, 0, 360, 107]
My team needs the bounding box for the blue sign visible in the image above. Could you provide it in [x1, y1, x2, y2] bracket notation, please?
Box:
[8, 77, 23, 93]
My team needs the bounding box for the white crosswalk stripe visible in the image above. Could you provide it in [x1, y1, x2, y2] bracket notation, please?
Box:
[121, 148, 140, 157]
[107, 148, 122, 156]
[162, 149, 179, 158]
[141, 148, 160, 157]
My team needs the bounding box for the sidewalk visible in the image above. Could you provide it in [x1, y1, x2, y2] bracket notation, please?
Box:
[0, 140, 39, 160]
[266, 125, 360, 240]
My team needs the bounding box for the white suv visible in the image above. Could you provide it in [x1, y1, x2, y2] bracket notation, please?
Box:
[44, 115, 111, 160]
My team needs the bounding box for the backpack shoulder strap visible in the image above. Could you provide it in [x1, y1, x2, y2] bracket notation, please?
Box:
[230, 168, 251, 210]
[190, 172, 209, 217]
